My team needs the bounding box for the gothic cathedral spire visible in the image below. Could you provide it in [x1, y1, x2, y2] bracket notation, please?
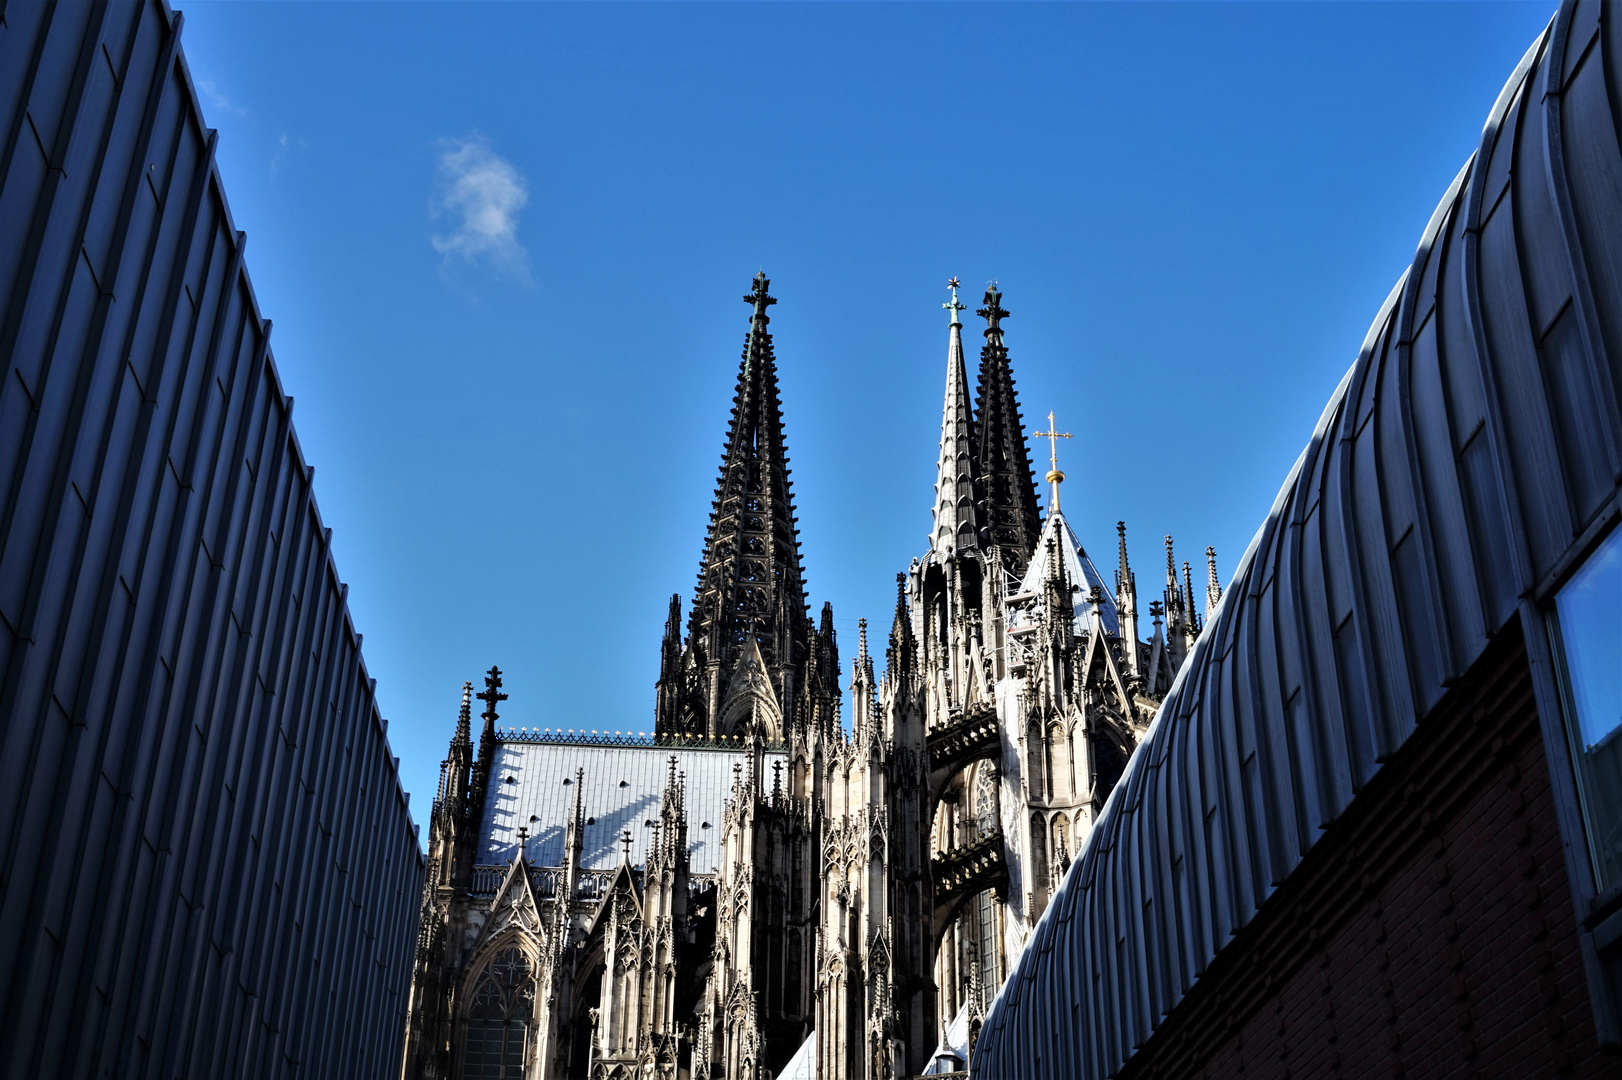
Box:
[931, 278, 979, 555]
[974, 283, 1042, 564]
[675, 272, 812, 737]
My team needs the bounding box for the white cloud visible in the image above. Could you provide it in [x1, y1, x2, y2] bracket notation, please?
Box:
[430, 134, 530, 280]
[197, 78, 247, 119]
[270, 132, 309, 176]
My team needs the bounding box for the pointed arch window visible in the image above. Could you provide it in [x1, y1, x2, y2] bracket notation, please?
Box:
[1030, 814, 1049, 912]
[1047, 722, 1068, 801]
[462, 946, 535, 1079]
[1052, 812, 1072, 883]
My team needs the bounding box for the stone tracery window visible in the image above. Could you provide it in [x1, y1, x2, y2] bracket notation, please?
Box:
[974, 764, 999, 837]
[462, 946, 535, 1079]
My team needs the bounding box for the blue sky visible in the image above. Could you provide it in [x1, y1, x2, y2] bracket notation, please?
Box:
[178, 1, 1554, 835]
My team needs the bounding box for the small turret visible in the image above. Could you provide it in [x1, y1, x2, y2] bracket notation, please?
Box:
[886, 573, 917, 682]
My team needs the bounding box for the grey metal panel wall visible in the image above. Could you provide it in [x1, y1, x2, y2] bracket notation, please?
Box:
[0, 2, 425, 1077]
[976, 2, 1622, 1075]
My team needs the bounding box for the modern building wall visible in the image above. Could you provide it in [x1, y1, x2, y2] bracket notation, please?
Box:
[1117, 623, 1609, 1079]
[0, 2, 424, 1077]
[974, 0, 1622, 1075]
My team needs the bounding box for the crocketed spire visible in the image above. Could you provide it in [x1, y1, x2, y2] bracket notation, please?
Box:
[886, 572, 917, 679]
[671, 272, 812, 735]
[1205, 546, 1222, 620]
[931, 277, 979, 555]
[974, 284, 1042, 564]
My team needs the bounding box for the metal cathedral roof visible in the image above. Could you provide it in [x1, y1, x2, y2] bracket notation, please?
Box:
[478, 740, 787, 875]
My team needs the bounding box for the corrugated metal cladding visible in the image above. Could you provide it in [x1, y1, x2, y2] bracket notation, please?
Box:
[0, 3, 424, 1078]
[479, 742, 787, 875]
[976, 1, 1622, 1076]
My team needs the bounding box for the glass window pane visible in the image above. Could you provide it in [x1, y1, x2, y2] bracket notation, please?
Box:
[1554, 528, 1622, 887]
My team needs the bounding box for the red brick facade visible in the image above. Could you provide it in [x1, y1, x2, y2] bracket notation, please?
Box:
[1118, 621, 1622, 1080]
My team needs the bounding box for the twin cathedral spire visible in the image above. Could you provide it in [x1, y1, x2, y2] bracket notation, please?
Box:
[931, 278, 1044, 562]
[655, 273, 1062, 743]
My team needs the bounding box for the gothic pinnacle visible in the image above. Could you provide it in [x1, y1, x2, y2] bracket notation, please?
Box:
[455, 681, 473, 746]
[887, 572, 916, 677]
[1116, 521, 1140, 675]
[1205, 546, 1222, 620]
[1182, 561, 1199, 635]
[1116, 522, 1133, 594]
[467, 666, 507, 840]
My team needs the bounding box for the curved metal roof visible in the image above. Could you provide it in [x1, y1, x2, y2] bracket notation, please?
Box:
[975, 2, 1622, 1074]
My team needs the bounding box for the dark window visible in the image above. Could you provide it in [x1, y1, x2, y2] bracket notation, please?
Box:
[1552, 528, 1622, 888]
[462, 946, 535, 1079]
[976, 890, 998, 1007]
[786, 928, 802, 1015]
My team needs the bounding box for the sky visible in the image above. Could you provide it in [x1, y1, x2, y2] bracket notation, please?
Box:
[177, 0, 1556, 839]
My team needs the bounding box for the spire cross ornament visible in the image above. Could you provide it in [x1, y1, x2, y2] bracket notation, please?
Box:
[1031, 410, 1072, 512]
[944, 277, 965, 327]
[746, 271, 777, 324]
[476, 666, 508, 724]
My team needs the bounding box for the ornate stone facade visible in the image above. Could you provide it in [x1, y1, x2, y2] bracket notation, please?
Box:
[400, 276, 1209, 1079]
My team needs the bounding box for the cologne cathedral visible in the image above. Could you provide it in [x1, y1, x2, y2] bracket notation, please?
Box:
[401, 274, 1216, 1080]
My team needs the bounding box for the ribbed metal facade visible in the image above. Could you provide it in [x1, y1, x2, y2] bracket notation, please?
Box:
[975, 1, 1622, 1074]
[0, 2, 424, 1077]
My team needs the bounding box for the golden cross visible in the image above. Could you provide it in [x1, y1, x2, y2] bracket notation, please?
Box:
[1031, 410, 1072, 512]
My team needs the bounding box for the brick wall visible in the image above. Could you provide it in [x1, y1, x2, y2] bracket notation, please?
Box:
[1118, 620, 1620, 1080]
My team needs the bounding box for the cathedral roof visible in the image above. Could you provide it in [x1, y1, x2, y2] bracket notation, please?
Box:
[1016, 509, 1121, 637]
[476, 741, 785, 876]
